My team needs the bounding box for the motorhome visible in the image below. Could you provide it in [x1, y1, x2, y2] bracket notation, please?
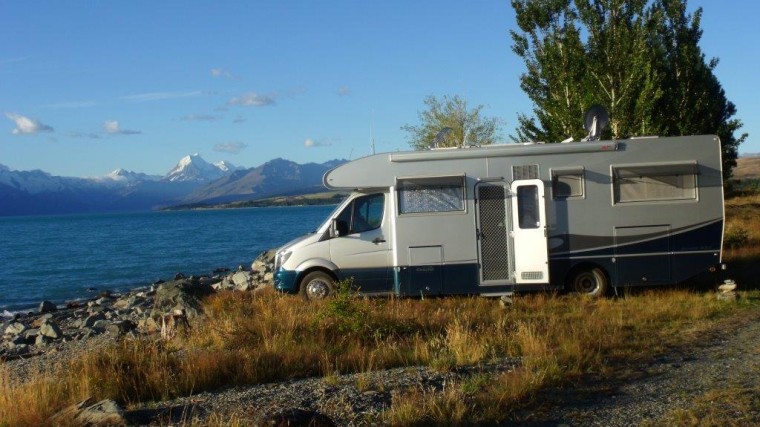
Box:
[274, 134, 724, 299]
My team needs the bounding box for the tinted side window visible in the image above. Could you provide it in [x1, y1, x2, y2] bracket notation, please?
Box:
[517, 185, 540, 229]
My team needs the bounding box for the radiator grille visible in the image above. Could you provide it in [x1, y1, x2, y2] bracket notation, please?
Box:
[521, 271, 544, 280]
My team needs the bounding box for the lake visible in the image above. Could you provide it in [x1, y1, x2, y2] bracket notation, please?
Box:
[0, 206, 334, 312]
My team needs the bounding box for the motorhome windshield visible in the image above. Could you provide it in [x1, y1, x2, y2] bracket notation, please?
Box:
[317, 193, 357, 232]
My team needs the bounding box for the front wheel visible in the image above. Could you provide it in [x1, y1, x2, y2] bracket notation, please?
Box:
[569, 267, 608, 298]
[299, 271, 335, 301]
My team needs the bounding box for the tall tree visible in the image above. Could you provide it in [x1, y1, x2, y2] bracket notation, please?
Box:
[402, 95, 502, 150]
[511, 0, 745, 178]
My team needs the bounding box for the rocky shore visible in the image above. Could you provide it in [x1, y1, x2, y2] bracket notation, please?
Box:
[1, 249, 277, 362]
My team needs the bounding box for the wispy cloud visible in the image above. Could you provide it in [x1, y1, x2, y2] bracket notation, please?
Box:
[121, 90, 204, 103]
[336, 86, 352, 96]
[210, 67, 240, 80]
[103, 120, 141, 135]
[228, 92, 275, 107]
[232, 115, 246, 124]
[214, 141, 247, 154]
[42, 100, 97, 109]
[180, 114, 222, 122]
[68, 131, 102, 139]
[5, 113, 54, 135]
[304, 138, 332, 148]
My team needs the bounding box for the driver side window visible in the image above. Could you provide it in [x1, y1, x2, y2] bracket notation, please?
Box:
[336, 193, 384, 234]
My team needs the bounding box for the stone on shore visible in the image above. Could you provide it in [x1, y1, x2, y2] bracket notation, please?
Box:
[153, 278, 212, 319]
[4, 322, 26, 336]
[40, 319, 63, 339]
[39, 300, 57, 313]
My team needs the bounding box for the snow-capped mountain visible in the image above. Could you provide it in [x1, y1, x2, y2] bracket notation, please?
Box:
[0, 155, 346, 216]
[103, 168, 161, 183]
[164, 154, 239, 183]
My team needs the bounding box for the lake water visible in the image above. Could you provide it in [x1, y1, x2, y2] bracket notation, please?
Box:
[0, 206, 334, 312]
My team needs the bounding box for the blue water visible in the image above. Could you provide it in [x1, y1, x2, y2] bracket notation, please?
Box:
[0, 206, 333, 312]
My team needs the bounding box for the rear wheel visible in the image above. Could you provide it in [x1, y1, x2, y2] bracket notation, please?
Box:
[569, 267, 608, 298]
[299, 271, 335, 300]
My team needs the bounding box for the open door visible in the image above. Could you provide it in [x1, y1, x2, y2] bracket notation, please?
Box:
[510, 179, 549, 284]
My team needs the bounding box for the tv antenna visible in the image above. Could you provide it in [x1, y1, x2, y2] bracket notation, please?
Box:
[370, 110, 376, 155]
[430, 127, 453, 149]
[582, 105, 609, 141]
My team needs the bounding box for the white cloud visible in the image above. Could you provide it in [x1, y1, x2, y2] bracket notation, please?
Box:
[213, 142, 247, 154]
[103, 120, 141, 135]
[304, 138, 331, 148]
[336, 86, 352, 96]
[232, 116, 246, 124]
[228, 92, 275, 107]
[5, 113, 54, 135]
[210, 68, 240, 79]
[121, 90, 204, 102]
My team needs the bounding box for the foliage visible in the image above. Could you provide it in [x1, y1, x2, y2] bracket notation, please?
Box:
[401, 95, 502, 150]
[724, 226, 750, 249]
[314, 279, 366, 333]
[510, 0, 746, 178]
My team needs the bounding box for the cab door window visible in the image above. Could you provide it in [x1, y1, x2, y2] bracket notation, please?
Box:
[335, 193, 384, 234]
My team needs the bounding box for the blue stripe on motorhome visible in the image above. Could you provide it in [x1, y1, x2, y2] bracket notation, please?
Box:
[549, 219, 722, 258]
[548, 220, 722, 287]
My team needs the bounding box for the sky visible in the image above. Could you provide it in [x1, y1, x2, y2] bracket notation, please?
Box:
[1, 0, 758, 177]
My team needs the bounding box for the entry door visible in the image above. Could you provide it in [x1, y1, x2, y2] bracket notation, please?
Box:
[475, 182, 513, 285]
[510, 179, 549, 284]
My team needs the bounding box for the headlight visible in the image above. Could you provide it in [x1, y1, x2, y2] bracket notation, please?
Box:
[275, 251, 292, 270]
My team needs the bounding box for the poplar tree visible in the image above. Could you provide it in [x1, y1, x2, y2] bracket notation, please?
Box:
[511, 0, 745, 178]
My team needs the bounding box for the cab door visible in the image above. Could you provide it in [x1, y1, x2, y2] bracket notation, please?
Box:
[510, 180, 550, 284]
[329, 193, 393, 293]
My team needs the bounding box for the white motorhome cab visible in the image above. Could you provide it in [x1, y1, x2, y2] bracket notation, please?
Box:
[274, 135, 724, 299]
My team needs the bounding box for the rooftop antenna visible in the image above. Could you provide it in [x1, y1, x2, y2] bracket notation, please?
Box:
[430, 127, 453, 149]
[370, 109, 376, 155]
[582, 105, 609, 141]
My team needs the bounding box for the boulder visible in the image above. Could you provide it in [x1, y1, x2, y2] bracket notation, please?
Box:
[38, 300, 57, 313]
[251, 249, 277, 286]
[40, 320, 63, 339]
[231, 271, 255, 291]
[153, 278, 212, 319]
[82, 313, 106, 328]
[4, 322, 26, 336]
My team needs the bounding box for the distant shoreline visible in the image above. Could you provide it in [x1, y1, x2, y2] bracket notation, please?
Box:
[161, 191, 348, 212]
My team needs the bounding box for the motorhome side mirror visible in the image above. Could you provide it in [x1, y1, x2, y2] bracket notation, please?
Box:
[333, 219, 349, 237]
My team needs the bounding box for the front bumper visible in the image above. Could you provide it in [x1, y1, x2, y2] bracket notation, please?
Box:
[274, 269, 299, 294]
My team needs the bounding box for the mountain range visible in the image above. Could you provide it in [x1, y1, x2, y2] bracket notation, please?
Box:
[0, 155, 345, 216]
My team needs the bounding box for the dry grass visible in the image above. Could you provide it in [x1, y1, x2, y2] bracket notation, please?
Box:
[2, 288, 755, 426]
[642, 386, 760, 427]
[2, 195, 760, 426]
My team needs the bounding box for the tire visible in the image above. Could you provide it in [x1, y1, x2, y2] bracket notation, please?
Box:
[298, 271, 335, 301]
[569, 267, 608, 298]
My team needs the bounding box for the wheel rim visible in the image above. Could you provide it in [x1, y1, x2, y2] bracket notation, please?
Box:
[574, 271, 599, 294]
[306, 278, 331, 299]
